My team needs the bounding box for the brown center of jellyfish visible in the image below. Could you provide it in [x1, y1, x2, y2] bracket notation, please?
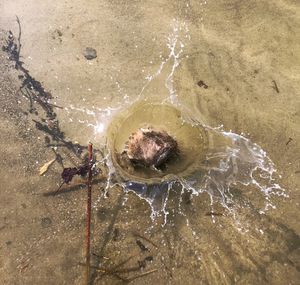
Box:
[121, 128, 179, 170]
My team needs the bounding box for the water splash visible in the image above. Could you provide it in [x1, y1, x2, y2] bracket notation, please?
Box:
[62, 20, 190, 138]
[107, 118, 287, 224]
[136, 19, 190, 106]
[102, 20, 286, 224]
[65, 19, 287, 225]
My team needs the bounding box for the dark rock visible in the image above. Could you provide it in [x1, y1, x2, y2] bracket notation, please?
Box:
[52, 29, 63, 43]
[122, 128, 179, 169]
[83, 47, 97, 60]
[136, 239, 149, 251]
[145, 256, 153, 262]
[41, 217, 52, 228]
[197, 80, 208, 89]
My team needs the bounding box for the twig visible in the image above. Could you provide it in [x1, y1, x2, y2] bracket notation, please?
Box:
[272, 80, 279, 93]
[205, 212, 224, 216]
[94, 254, 138, 278]
[53, 181, 65, 195]
[126, 269, 158, 282]
[106, 255, 136, 274]
[132, 232, 158, 249]
[78, 262, 108, 273]
[15, 15, 22, 68]
[86, 143, 93, 284]
[44, 178, 105, 197]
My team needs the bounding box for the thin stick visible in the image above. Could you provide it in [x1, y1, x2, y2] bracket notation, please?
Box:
[15, 16, 22, 68]
[86, 143, 93, 284]
[272, 80, 280, 93]
[54, 181, 65, 195]
[126, 269, 158, 282]
[132, 232, 158, 249]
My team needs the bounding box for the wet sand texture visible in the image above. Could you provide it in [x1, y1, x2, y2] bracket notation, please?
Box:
[0, 1, 299, 284]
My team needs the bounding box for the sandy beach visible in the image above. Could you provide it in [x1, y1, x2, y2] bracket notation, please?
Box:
[0, 1, 299, 284]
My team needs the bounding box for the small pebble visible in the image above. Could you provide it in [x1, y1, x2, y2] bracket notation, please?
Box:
[83, 47, 97, 60]
[41, 217, 52, 228]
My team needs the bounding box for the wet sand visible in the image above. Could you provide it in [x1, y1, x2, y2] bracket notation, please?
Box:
[0, 0, 300, 284]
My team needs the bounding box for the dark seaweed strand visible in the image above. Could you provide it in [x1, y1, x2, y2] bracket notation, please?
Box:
[85, 143, 93, 284]
[2, 17, 87, 156]
[3, 19, 55, 118]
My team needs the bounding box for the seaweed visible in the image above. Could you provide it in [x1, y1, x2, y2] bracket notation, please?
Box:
[2, 17, 86, 157]
[61, 166, 88, 184]
[85, 143, 93, 283]
[2, 18, 158, 285]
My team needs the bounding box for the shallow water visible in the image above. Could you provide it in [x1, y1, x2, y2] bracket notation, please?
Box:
[106, 101, 286, 225]
[0, 1, 300, 284]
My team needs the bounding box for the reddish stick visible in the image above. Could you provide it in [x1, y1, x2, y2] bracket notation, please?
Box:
[86, 143, 93, 283]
